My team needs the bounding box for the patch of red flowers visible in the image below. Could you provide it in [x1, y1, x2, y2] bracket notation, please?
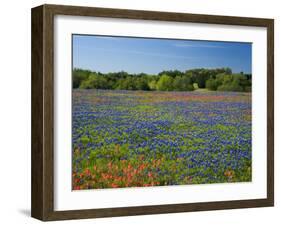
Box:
[72, 156, 163, 190]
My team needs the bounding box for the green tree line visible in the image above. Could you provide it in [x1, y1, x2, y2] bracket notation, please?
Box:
[73, 67, 251, 92]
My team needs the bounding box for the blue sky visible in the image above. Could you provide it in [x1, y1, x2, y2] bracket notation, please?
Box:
[72, 35, 252, 74]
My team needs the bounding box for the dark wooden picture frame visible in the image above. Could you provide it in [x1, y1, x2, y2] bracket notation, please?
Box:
[31, 4, 274, 221]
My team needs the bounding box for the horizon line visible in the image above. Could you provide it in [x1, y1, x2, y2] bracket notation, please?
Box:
[73, 67, 252, 75]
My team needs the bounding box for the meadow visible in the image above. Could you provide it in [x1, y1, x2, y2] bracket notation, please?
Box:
[72, 89, 252, 190]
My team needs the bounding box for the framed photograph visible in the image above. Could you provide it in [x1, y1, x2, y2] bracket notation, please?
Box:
[31, 4, 274, 221]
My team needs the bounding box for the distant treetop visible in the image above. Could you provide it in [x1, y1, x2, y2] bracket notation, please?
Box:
[73, 67, 251, 92]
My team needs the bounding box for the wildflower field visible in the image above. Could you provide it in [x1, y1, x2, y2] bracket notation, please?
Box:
[72, 89, 252, 190]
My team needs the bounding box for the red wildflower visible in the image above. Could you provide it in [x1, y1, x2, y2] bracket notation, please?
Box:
[111, 183, 119, 188]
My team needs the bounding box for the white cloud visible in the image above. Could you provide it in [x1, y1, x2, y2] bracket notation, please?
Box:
[88, 47, 196, 60]
[173, 43, 227, 49]
[93, 36, 121, 41]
